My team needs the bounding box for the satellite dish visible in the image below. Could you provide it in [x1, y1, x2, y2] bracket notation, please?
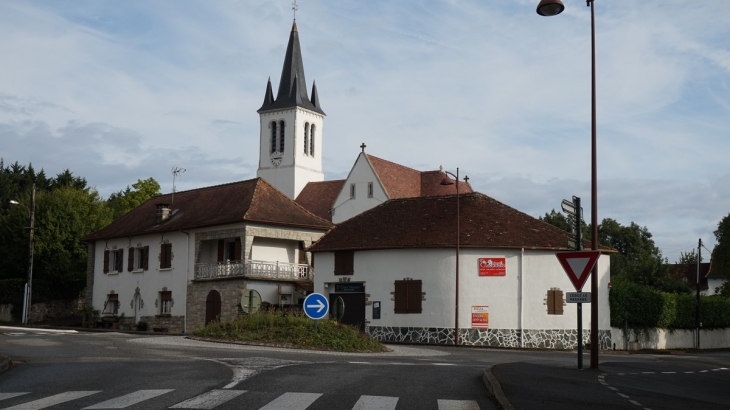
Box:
[241, 289, 261, 314]
[332, 296, 345, 321]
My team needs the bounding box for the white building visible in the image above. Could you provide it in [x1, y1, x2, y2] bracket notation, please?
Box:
[309, 193, 614, 349]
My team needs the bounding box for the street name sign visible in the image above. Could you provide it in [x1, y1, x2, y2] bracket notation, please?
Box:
[303, 293, 329, 320]
[556, 250, 601, 291]
[566, 292, 592, 303]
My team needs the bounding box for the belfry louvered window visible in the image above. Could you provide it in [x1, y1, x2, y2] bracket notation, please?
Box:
[270, 121, 277, 154]
[310, 124, 315, 157]
[279, 120, 285, 152]
[304, 123, 310, 155]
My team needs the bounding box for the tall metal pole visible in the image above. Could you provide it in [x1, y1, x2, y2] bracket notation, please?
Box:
[697, 238, 701, 349]
[23, 184, 36, 325]
[589, 0, 600, 369]
[455, 168, 460, 346]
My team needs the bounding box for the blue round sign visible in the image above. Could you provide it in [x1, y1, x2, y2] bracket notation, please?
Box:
[303, 293, 329, 320]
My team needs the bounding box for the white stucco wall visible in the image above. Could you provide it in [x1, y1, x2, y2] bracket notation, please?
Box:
[331, 153, 389, 224]
[250, 237, 296, 263]
[314, 247, 610, 332]
[707, 278, 725, 295]
[91, 231, 191, 326]
[610, 327, 730, 350]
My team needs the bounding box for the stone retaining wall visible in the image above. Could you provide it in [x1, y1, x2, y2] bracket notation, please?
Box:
[187, 279, 248, 333]
[0, 300, 80, 323]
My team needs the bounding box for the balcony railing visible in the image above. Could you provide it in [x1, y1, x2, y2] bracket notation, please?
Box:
[194, 260, 311, 281]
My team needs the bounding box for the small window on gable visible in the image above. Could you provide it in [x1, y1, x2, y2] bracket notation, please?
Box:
[350, 183, 356, 199]
[310, 124, 315, 157]
[279, 120, 286, 152]
[368, 182, 374, 198]
[334, 251, 354, 276]
[394, 280, 422, 314]
[270, 121, 277, 154]
[546, 288, 564, 315]
[304, 123, 310, 155]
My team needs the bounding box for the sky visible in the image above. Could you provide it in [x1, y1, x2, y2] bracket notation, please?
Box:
[1, 0, 728, 262]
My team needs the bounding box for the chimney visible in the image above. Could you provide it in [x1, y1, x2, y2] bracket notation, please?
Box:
[156, 204, 171, 223]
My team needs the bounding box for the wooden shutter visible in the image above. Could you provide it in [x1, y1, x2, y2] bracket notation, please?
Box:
[334, 251, 354, 275]
[116, 249, 124, 272]
[407, 281, 423, 313]
[161, 243, 172, 269]
[217, 240, 224, 262]
[160, 291, 171, 302]
[554, 290, 564, 315]
[547, 290, 555, 314]
[127, 247, 135, 271]
[142, 246, 149, 270]
[103, 250, 110, 273]
[547, 289, 564, 315]
[394, 281, 408, 313]
[234, 238, 242, 261]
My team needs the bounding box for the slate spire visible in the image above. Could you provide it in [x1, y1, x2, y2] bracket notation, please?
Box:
[258, 21, 325, 115]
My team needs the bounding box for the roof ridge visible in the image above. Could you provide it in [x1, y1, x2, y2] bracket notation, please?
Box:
[365, 154, 421, 174]
[254, 178, 333, 226]
[156, 178, 258, 198]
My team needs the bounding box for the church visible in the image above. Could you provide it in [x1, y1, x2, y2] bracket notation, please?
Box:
[83, 19, 614, 349]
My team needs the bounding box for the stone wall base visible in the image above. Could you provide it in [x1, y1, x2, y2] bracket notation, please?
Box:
[0, 300, 80, 323]
[136, 315, 185, 333]
[367, 326, 612, 350]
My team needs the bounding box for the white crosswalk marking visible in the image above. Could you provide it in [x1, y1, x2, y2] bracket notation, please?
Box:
[258, 392, 322, 410]
[437, 399, 481, 410]
[2, 391, 101, 410]
[352, 395, 399, 410]
[170, 390, 247, 409]
[83, 389, 174, 409]
[0, 393, 29, 402]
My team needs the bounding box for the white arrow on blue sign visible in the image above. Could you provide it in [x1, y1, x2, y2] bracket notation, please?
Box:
[303, 293, 329, 320]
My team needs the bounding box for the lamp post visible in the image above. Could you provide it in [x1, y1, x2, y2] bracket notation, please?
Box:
[537, 0, 600, 368]
[10, 184, 35, 325]
[441, 168, 460, 346]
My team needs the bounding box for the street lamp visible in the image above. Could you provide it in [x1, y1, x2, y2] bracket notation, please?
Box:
[537, 0, 600, 368]
[10, 184, 36, 325]
[440, 168, 460, 346]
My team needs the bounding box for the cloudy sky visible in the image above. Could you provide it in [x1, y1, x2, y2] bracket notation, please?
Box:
[1, 0, 728, 261]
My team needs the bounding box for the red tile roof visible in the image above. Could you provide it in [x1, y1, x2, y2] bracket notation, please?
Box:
[420, 170, 473, 197]
[295, 179, 346, 221]
[365, 154, 422, 199]
[82, 178, 332, 241]
[310, 192, 614, 252]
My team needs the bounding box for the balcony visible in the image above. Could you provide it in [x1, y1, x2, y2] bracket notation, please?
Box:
[194, 260, 311, 281]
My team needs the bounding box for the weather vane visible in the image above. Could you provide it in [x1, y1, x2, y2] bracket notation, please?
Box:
[292, 0, 298, 21]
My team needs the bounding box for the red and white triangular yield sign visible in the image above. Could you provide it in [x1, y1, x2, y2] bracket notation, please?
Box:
[556, 251, 601, 291]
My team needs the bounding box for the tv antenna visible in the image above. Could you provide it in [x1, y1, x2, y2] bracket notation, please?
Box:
[171, 166, 186, 204]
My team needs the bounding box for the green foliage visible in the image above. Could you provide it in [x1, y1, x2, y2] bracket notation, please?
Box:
[194, 308, 388, 353]
[106, 177, 161, 220]
[678, 249, 701, 265]
[539, 208, 590, 240]
[711, 213, 730, 281]
[610, 276, 730, 329]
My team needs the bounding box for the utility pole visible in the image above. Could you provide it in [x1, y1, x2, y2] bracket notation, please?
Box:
[23, 184, 36, 325]
[696, 238, 701, 349]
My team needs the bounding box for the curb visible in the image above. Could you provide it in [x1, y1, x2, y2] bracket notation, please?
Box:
[483, 365, 514, 410]
[0, 354, 12, 374]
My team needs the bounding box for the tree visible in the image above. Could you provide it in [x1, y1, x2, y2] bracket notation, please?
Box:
[678, 249, 701, 265]
[106, 177, 161, 220]
[539, 208, 589, 240]
[711, 213, 730, 282]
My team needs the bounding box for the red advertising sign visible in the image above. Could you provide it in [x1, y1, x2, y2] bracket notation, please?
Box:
[471, 306, 489, 328]
[478, 258, 506, 276]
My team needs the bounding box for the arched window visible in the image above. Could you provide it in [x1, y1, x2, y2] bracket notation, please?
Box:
[310, 124, 315, 157]
[279, 120, 286, 152]
[270, 121, 277, 154]
[304, 123, 310, 155]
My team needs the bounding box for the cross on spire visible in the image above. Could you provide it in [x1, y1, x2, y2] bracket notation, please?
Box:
[292, 0, 298, 21]
[360, 143, 366, 153]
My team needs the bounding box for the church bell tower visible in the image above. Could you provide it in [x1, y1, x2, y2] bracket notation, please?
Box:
[256, 21, 325, 199]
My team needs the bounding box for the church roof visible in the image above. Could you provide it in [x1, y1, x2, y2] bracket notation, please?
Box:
[309, 192, 614, 252]
[366, 154, 473, 198]
[82, 178, 332, 241]
[258, 21, 325, 115]
[295, 179, 346, 221]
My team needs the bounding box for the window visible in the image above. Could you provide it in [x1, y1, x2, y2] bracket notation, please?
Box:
[310, 124, 315, 156]
[160, 291, 172, 315]
[103, 293, 119, 315]
[104, 249, 124, 273]
[128, 246, 149, 272]
[334, 251, 354, 276]
[368, 182, 374, 198]
[270, 121, 277, 154]
[279, 120, 285, 152]
[546, 288, 564, 315]
[304, 123, 309, 155]
[394, 280, 422, 314]
[350, 183, 356, 199]
[160, 243, 172, 269]
[217, 238, 241, 262]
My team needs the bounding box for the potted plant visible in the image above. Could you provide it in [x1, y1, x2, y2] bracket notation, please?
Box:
[78, 306, 100, 328]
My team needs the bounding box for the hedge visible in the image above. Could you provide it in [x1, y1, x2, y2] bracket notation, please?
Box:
[610, 278, 730, 329]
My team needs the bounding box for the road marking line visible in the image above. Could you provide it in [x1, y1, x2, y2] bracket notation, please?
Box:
[258, 392, 322, 410]
[2, 391, 101, 410]
[388, 363, 413, 365]
[0, 393, 30, 402]
[617, 393, 629, 398]
[437, 399, 481, 410]
[432, 363, 456, 366]
[700, 370, 709, 373]
[349, 362, 371, 364]
[608, 387, 618, 391]
[641, 372, 655, 374]
[661, 372, 676, 374]
[83, 390, 173, 409]
[684, 371, 694, 374]
[352, 395, 399, 410]
[711, 369, 720, 371]
[170, 390, 247, 409]
[629, 400, 642, 406]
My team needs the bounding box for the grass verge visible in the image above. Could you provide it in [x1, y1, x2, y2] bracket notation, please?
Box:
[193, 308, 389, 353]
